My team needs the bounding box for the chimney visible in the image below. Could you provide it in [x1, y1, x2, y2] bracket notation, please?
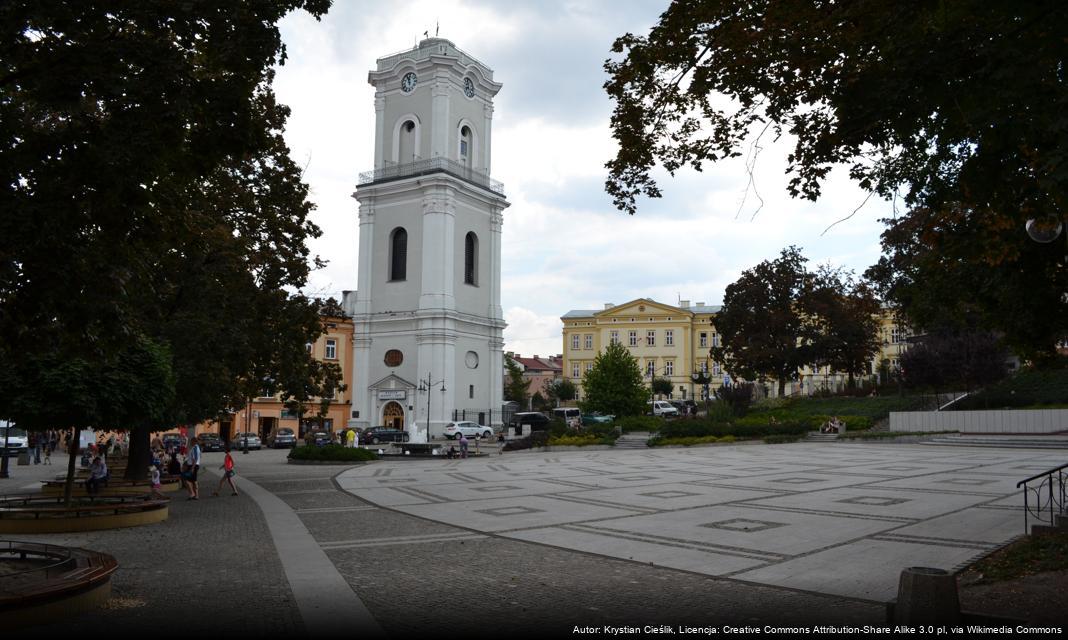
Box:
[680, 300, 690, 308]
[604, 303, 615, 310]
[696, 302, 705, 308]
[533, 355, 540, 359]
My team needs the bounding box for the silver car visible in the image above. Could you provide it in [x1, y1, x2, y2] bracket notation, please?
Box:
[443, 421, 493, 440]
[231, 432, 262, 450]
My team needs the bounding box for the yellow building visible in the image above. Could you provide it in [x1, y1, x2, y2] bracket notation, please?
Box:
[562, 299, 909, 400]
[198, 315, 356, 444]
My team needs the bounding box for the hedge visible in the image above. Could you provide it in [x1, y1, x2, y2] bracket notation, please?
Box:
[615, 415, 665, 433]
[288, 445, 378, 462]
[659, 419, 809, 440]
[648, 435, 736, 447]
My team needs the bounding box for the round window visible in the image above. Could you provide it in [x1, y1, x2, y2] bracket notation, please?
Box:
[384, 350, 403, 367]
[465, 351, 479, 369]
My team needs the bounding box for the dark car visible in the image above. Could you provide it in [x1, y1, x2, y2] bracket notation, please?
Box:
[198, 433, 224, 452]
[361, 426, 410, 444]
[305, 431, 333, 446]
[267, 427, 297, 449]
[508, 412, 551, 432]
[162, 433, 185, 451]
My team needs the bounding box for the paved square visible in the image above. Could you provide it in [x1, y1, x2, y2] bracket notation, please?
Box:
[337, 441, 1036, 602]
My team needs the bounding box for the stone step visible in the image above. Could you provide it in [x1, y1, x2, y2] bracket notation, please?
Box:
[922, 437, 1068, 449]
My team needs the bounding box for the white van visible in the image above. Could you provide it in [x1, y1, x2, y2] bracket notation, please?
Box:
[552, 408, 581, 422]
[648, 400, 679, 417]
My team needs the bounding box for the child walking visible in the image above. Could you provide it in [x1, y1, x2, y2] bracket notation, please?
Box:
[212, 447, 239, 496]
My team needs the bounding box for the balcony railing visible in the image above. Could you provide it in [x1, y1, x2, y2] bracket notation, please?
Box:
[358, 157, 505, 196]
[376, 40, 487, 75]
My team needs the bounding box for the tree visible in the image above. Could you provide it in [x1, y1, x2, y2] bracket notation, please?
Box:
[580, 342, 650, 417]
[714, 382, 754, 418]
[546, 378, 577, 406]
[504, 356, 531, 406]
[604, 2, 1067, 228]
[866, 206, 1068, 363]
[899, 330, 1009, 394]
[803, 266, 882, 388]
[710, 247, 810, 396]
[0, 2, 333, 487]
[651, 376, 674, 399]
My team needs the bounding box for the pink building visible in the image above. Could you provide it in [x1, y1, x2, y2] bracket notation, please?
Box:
[506, 353, 563, 402]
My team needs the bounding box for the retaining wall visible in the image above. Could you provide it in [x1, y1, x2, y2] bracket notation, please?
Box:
[889, 409, 1068, 434]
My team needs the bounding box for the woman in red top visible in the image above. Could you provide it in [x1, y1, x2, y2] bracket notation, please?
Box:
[212, 447, 239, 497]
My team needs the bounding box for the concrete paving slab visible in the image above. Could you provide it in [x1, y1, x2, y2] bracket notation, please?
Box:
[888, 505, 1024, 544]
[732, 538, 991, 602]
[744, 486, 995, 520]
[392, 494, 643, 531]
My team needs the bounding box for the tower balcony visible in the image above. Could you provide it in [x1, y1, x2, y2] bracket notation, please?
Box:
[358, 157, 505, 196]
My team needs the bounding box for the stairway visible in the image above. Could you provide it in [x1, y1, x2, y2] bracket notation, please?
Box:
[922, 435, 1068, 449]
[805, 431, 839, 442]
[614, 432, 651, 449]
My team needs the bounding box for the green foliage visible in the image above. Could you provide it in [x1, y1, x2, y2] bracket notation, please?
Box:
[605, 1, 1068, 362]
[703, 401, 734, 423]
[804, 266, 883, 385]
[615, 415, 664, 433]
[548, 434, 603, 447]
[715, 383, 754, 417]
[898, 330, 1009, 392]
[650, 376, 674, 398]
[287, 445, 378, 462]
[658, 419, 809, 440]
[548, 418, 569, 438]
[546, 378, 577, 405]
[749, 395, 927, 421]
[580, 342, 650, 417]
[531, 391, 551, 412]
[504, 356, 531, 405]
[649, 434, 737, 447]
[951, 365, 1068, 410]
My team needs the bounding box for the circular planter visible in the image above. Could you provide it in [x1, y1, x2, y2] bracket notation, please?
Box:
[0, 493, 170, 534]
[286, 459, 370, 465]
[0, 540, 117, 628]
[40, 476, 182, 496]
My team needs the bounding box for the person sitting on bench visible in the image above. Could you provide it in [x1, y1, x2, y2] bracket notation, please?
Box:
[86, 456, 108, 495]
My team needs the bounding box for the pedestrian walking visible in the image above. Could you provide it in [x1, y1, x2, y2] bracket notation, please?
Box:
[345, 428, 356, 448]
[148, 465, 164, 499]
[497, 432, 505, 455]
[212, 448, 239, 497]
[43, 445, 51, 465]
[459, 434, 468, 459]
[28, 432, 40, 464]
[186, 436, 202, 500]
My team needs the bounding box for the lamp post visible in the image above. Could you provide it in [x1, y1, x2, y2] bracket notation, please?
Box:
[418, 373, 446, 442]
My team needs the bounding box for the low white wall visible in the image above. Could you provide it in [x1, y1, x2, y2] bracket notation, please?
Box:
[889, 409, 1068, 434]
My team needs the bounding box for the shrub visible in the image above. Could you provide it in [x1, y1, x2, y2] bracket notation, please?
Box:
[659, 418, 809, 440]
[616, 415, 664, 433]
[548, 418, 569, 438]
[648, 434, 738, 447]
[763, 434, 804, 444]
[288, 445, 378, 462]
[715, 383, 754, 416]
[548, 434, 602, 446]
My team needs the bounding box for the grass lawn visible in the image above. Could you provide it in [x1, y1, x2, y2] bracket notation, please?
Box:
[749, 395, 930, 421]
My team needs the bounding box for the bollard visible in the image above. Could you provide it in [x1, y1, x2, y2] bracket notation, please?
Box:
[892, 567, 961, 625]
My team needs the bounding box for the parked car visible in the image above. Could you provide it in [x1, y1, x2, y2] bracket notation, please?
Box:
[162, 432, 185, 451]
[361, 426, 409, 444]
[198, 433, 224, 452]
[267, 427, 297, 449]
[306, 431, 333, 446]
[507, 412, 551, 432]
[231, 432, 262, 450]
[0, 422, 27, 457]
[581, 414, 614, 426]
[551, 408, 581, 423]
[443, 421, 493, 440]
[669, 399, 697, 415]
[648, 400, 679, 417]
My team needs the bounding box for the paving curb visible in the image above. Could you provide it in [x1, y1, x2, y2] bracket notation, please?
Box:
[286, 459, 373, 465]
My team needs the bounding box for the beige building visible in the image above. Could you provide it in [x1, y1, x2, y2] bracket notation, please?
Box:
[562, 298, 910, 400]
[196, 315, 355, 443]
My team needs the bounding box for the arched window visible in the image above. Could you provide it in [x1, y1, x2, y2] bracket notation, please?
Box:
[459, 125, 471, 161]
[464, 232, 478, 285]
[390, 228, 407, 281]
[398, 120, 417, 164]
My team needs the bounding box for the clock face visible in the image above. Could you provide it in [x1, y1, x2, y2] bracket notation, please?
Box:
[463, 77, 475, 98]
[465, 351, 479, 369]
[401, 72, 417, 93]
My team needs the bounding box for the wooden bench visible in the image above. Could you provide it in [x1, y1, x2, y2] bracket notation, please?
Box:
[0, 540, 118, 617]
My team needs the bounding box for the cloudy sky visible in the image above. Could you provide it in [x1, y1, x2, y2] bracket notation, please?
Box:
[273, 0, 894, 358]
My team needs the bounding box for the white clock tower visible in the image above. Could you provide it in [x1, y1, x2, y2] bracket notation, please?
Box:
[344, 38, 508, 437]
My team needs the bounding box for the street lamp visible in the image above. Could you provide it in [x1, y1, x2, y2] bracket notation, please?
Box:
[418, 373, 446, 442]
[0, 420, 11, 479]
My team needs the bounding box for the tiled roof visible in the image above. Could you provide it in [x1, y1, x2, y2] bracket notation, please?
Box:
[511, 356, 562, 372]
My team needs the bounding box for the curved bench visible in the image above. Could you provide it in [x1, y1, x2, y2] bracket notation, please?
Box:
[0, 540, 118, 627]
[0, 493, 170, 534]
[40, 475, 182, 496]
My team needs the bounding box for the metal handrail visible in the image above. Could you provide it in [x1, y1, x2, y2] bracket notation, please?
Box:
[358, 157, 505, 195]
[376, 40, 487, 74]
[1016, 462, 1068, 534]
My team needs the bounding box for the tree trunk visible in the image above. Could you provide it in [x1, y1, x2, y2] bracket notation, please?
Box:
[124, 427, 151, 481]
[63, 428, 79, 507]
[778, 378, 786, 397]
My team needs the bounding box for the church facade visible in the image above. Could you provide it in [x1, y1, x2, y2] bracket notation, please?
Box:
[343, 38, 508, 437]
